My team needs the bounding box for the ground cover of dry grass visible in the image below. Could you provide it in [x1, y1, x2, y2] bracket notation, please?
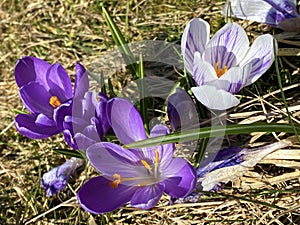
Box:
[1, 0, 300, 224]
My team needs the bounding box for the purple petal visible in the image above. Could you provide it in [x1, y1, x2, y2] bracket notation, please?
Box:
[47, 63, 72, 102]
[130, 184, 164, 209]
[239, 34, 275, 85]
[167, 88, 199, 131]
[41, 157, 84, 197]
[149, 124, 174, 167]
[53, 99, 72, 132]
[191, 85, 240, 110]
[193, 52, 217, 86]
[19, 82, 54, 117]
[106, 98, 147, 144]
[78, 176, 137, 214]
[87, 142, 141, 177]
[203, 23, 249, 68]
[162, 158, 196, 198]
[14, 56, 51, 88]
[181, 18, 210, 74]
[74, 62, 89, 97]
[15, 113, 59, 139]
[98, 92, 110, 135]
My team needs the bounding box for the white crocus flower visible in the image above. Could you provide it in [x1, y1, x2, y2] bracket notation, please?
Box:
[182, 18, 276, 110]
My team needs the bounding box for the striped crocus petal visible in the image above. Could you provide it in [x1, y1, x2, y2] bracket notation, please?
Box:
[193, 52, 217, 86]
[203, 23, 249, 70]
[181, 18, 210, 74]
[239, 34, 275, 86]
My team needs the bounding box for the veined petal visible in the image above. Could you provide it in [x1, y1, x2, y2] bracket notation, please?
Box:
[191, 85, 240, 110]
[193, 53, 218, 85]
[47, 63, 72, 102]
[78, 176, 137, 214]
[14, 56, 51, 88]
[203, 23, 249, 68]
[181, 18, 210, 74]
[218, 64, 251, 93]
[149, 124, 174, 167]
[130, 184, 164, 209]
[71, 132, 98, 150]
[239, 34, 275, 86]
[19, 82, 53, 117]
[163, 158, 196, 198]
[222, 0, 275, 25]
[74, 62, 89, 98]
[87, 142, 141, 177]
[106, 98, 147, 145]
[15, 114, 59, 139]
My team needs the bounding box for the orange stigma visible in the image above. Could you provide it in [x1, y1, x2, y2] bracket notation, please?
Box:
[49, 96, 61, 108]
[214, 62, 227, 78]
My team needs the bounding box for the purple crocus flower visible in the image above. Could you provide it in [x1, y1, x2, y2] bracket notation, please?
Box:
[78, 98, 196, 214]
[41, 157, 85, 197]
[223, 0, 300, 31]
[182, 18, 276, 110]
[14, 56, 88, 139]
[54, 92, 110, 150]
[167, 88, 198, 131]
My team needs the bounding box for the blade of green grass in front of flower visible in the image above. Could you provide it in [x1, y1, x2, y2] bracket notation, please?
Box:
[107, 78, 117, 97]
[102, 7, 138, 79]
[124, 123, 300, 148]
[274, 38, 300, 143]
[194, 137, 208, 167]
[100, 72, 107, 95]
[137, 54, 150, 134]
[53, 149, 84, 159]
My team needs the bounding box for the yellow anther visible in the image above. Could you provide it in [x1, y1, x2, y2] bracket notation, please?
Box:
[141, 160, 152, 171]
[214, 62, 227, 78]
[155, 149, 159, 165]
[49, 96, 61, 108]
[109, 173, 121, 188]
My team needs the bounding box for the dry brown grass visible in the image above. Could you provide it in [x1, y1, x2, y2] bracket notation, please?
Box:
[1, 0, 300, 224]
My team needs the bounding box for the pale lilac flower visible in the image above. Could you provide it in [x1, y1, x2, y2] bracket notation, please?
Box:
[78, 98, 196, 214]
[182, 18, 276, 110]
[223, 0, 300, 31]
[41, 157, 84, 197]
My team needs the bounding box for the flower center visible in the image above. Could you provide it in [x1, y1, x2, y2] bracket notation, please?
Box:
[109, 149, 160, 188]
[214, 62, 227, 78]
[49, 96, 61, 108]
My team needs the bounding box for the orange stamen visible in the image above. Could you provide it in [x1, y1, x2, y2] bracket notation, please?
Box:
[214, 62, 227, 78]
[141, 160, 152, 171]
[109, 173, 121, 188]
[49, 96, 61, 108]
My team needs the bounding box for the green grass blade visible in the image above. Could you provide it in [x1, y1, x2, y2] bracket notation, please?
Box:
[53, 148, 84, 158]
[124, 123, 300, 148]
[273, 38, 300, 143]
[102, 7, 138, 78]
[138, 54, 149, 134]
